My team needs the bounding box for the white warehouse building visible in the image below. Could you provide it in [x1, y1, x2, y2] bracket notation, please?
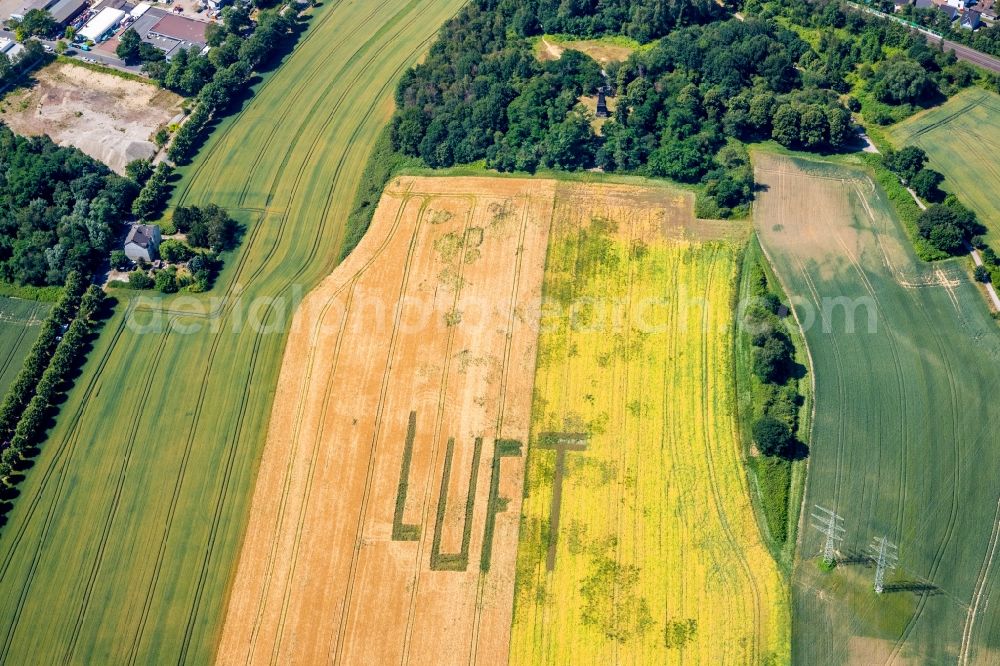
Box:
[78, 7, 125, 43]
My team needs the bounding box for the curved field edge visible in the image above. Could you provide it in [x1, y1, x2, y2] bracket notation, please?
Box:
[733, 235, 812, 571]
[509, 183, 790, 664]
[752, 149, 1000, 664]
[0, 1, 469, 664]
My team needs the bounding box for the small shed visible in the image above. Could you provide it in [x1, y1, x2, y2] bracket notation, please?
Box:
[124, 224, 162, 263]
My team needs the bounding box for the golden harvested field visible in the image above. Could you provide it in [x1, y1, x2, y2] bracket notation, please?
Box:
[510, 184, 789, 664]
[216, 176, 555, 664]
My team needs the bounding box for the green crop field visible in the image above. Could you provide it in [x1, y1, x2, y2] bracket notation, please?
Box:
[0, 298, 50, 395]
[753, 151, 1000, 664]
[884, 87, 1000, 246]
[0, 0, 467, 663]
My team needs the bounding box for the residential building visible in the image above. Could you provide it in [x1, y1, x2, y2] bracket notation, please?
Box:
[960, 8, 982, 26]
[124, 224, 162, 263]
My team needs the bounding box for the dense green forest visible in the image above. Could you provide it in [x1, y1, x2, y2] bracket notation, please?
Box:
[390, 0, 983, 217]
[0, 127, 138, 286]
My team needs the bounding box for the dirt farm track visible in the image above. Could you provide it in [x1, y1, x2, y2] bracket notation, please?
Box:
[217, 177, 555, 664]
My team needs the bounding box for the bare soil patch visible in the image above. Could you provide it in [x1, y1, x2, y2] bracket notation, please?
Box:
[0, 61, 183, 173]
[535, 37, 636, 66]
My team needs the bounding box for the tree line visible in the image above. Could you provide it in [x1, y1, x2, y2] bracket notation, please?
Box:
[883, 145, 991, 260]
[166, 8, 297, 164]
[0, 272, 109, 483]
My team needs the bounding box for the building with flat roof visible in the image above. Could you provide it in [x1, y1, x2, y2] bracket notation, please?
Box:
[133, 11, 208, 60]
[79, 7, 125, 42]
[9, 0, 57, 21]
[147, 13, 207, 44]
[48, 0, 87, 25]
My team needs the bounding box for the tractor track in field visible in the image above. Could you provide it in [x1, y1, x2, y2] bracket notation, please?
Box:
[831, 232, 910, 541]
[237, 26, 459, 652]
[265, 287, 357, 663]
[840, 180, 965, 665]
[167, 0, 426, 323]
[169, 0, 426, 316]
[0, 307, 37, 384]
[467, 194, 536, 665]
[122, 29, 448, 652]
[0, 312, 129, 581]
[122, 3, 422, 652]
[60, 332, 170, 663]
[886, 297, 964, 665]
[836, 213, 927, 662]
[235, 0, 397, 208]
[697, 245, 763, 664]
[958, 491, 1000, 665]
[660, 251, 690, 627]
[612, 206, 639, 666]
[171, 0, 355, 207]
[118, 298, 261, 665]
[0, 312, 131, 664]
[329, 196, 429, 664]
[176, 313, 269, 665]
[237, 189, 413, 664]
[399, 198, 478, 666]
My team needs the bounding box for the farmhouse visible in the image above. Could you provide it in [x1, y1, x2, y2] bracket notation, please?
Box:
[124, 224, 161, 262]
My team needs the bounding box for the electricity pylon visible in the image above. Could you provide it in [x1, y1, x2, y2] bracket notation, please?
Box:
[810, 505, 845, 565]
[870, 536, 899, 594]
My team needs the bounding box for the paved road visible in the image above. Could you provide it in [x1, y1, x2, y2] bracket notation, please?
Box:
[848, 2, 1000, 74]
[0, 28, 141, 73]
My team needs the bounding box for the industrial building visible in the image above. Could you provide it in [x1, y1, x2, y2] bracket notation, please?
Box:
[128, 6, 208, 60]
[78, 6, 125, 42]
[48, 0, 88, 25]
